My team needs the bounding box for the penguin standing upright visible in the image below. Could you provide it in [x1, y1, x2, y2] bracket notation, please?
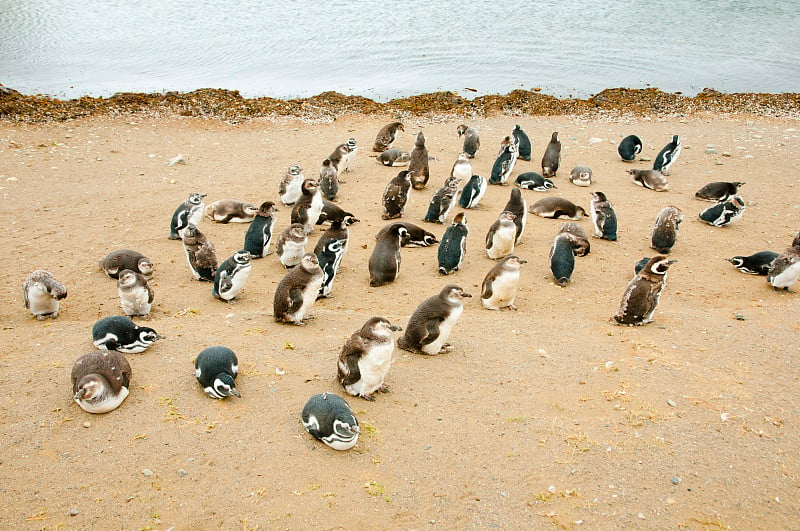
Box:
[550, 232, 576, 286]
[92, 316, 163, 353]
[512, 125, 531, 161]
[343, 138, 358, 171]
[276, 223, 308, 268]
[117, 270, 153, 317]
[651, 206, 684, 253]
[617, 135, 642, 161]
[614, 255, 677, 325]
[726, 251, 780, 275]
[279, 165, 305, 206]
[243, 201, 278, 258]
[72, 350, 132, 414]
[767, 233, 800, 291]
[628, 169, 670, 191]
[369, 223, 408, 286]
[502, 187, 528, 244]
[408, 131, 430, 190]
[438, 212, 469, 275]
[22, 270, 67, 320]
[590, 191, 618, 241]
[695, 182, 745, 202]
[424, 177, 460, 224]
[99, 249, 154, 280]
[169, 192, 206, 239]
[485, 211, 517, 260]
[315, 237, 346, 298]
[382, 170, 412, 220]
[329, 137, 357, 174]
[398, 285, 472, 355]
[373, 122, 404, 152]
[337, 317, 402, 401]
[181, 223, 218, 281]
[481, 255, 527, 310]
[301, 393, 360, 450]
[699, 196, 746, 227]
[515, 172, 556, 191]
[450, 152, 472, 182]
[212, 250, 252, 301]
[458, 174, 487, 209]
[315, 220, 350, 257]
[273, 253, 324, 325]
[292, 179, 324, 233]
[653, 135, 681, 175]
[457, 124, 480, 158]
[194, 346, 240, 399]
[541, 132, 561, 178]
[319, 159, 339, 201]
[489, 142, 517, 185]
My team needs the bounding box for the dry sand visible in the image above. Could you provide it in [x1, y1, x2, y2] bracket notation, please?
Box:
[1, 111, 799, 529]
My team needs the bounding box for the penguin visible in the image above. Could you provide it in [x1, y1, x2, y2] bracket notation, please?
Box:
[726, 251, 780, 275]
[485, 211, 517, 260]
[614, 255, 677, 326]
[589, 191, 618, 241]
[558, 222, 591, 256]
[651, 206, 684, 253]
[301, 393, 360, 450]
[489, 142, 517, 185]
[376, 222, 438, 247]
[181, 223, 218, 281]
[204, 199, 258, 223]
[628, 169, 669, 191]
[569, 166, 593, 187]
[92, 316, 163, 354]
[424, 177, 460, 224]
[450, 152, 472, 183]
[72, 350, 132, 414]
[117, 269, 153, 317]
[319, 159, 339, 201]
[458, 174, 487, 209]
[337, 317, 402, 401]
[550, 232, 576, 286]
[99, 249, 154, 280]
[515, 172, 556, 192]
[377, 148, 411, 166]
[408, 131, 430, 190]
[695, 181, 745, 202]
[276, 223, 308, 268]
[502, 187, 528, 244]
[618, 135, 642, 161]
[315, 220, 350, 257]
[169, 192, 206, 239]
[497, 135, 513, 156]
[212, 250, 252, 301]
[291, 178, 324, 233]
[530, 197, 587, 220]
[633, 257, 651, 276]
[316, 237, 346, 298]
[653, 135, 681, 175]
[699, 196, 746, 227]
[329, 138, 357, 174]
[243, 201, 278, 258]
[438, 212, 469, 275]
[194, 346, 240, 399]
[22, 270, 67, 320]
[279, 164, 305, 206]
[512, 124, 532, 161]
[343, 137, 358, 171]
[398, 284, 472, 355]
[457, 124, 480, 158]
[373, 122, 404, 152]
[369, 223, 407, 286]
[541, 132, 561, 178]
[382, 170, 412, 220]
[317, 199, 360, 226]
[767, 234, 800, 291]
[273, 253, 324, 325]
[481, 255, 527, 310]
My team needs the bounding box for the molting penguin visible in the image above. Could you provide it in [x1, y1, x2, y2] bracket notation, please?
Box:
[117, 269, 153, 317]
[377, 148, 411, 166]
[301, 393, 360, 450]
[316, 237, 346, 298]
[481, 255, 526, 310]
[194, 346, 240, 399]
[329, 137, 357, 174]
[550, 232, 576, 286]
[317, 199, 359, 226]
[651, 206, 684, 253]
[99, 249, 154, 280]
[767, 233, 800, 291]
[276, 223, 309, 269]
[22, 270, 67, 320]
[373, 122, 404, 152]
[92, 315, 163, 354]
[726, 251, 780, 275]
[515, 171, 556, 192]
[458, 174, 487, 209]
[558, 222, 590, 256]
[438, 212, 469, 275]
[424, 177, 460, 224]
[337, 317, 402, 401]
[169, 192, 206, 240]
[376, 222, 438, 247]
[485, 211, 517, 260]
[489, 142, 517, 185]
[590, 191, 618, 241]
[653, 135, 681, 175]
[614, 255, 677, 326]
[72, 350, 131, 414]
[243, 201, 278, 258]
[699, 196, 746, 227]
[457, 124, 480, 158]
[618, 135, 642, 161]
[450, 152, 472, 183]
[398, 285, 471, 355]
[382, 170, 412, 220]
[182, 223, 218, 281]
[291, 178, 324, 233]
[279, 164, 305, 206]
[541, 132, 561, 178]
[503, 187, 528, 244]
[695, 181, 745, 202]
[512, 124, 532, 161]
[273, 253, 324, 325]
[408, 131, 430, 190]
[530, 196, 587, 220]
[343, 137, 358, 171]
[204, 199, 258, 223]
[319, 159, 339, 201]
[569, 166, 593, 187]
[628, 169, 669, 191]
[212, 250, 252, 301]
[369, 223, 407, 286]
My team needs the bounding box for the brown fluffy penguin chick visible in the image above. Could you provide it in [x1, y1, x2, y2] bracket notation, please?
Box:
[72, 350, 132, 414]
[337, 317, 402, 401]
[481, 255, 526, 310]
[273, 253, 324, 325]
[613, 255, 677, 326]
[373, 122, 404, 152]
[398, 285, 471, 355]
[22, 270, 67, 320]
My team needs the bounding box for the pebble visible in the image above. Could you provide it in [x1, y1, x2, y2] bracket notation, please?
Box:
[639, 157, 651, 162]
[670, 477, 681, 485]
[142, 468, 153, 477]
[69, 508, 79, 516]
[83, 421, 91, 428]
[178, 469, 187, 477]
[667, 399, 677, 407]
[705, 148, 717, 154]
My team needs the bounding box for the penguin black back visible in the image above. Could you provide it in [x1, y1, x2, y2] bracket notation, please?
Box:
[195, 346, 240, 399]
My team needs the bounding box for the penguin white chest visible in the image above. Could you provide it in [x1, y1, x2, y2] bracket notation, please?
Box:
[304, 195, 324, 231]
[483, 270, 520, 309]
[219, 265, 251, 300]
[771, 261, 800, 288]
[26, 285, 59, 316]
[355, 341, 395, 395]
[422, 304, 464, 355]
[281, 177, 304, 205]
[291, 274, 324, 322]
[119, 287, 150, 316]
[489, 224, 516, 259]
[281, 241, 306, 267]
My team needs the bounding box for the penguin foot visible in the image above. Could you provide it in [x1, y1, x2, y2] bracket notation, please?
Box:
[360, 393, 376, 401]
[36, 314, 48, 321]
[508, 304, 518, 311]
[378, 385, 390, 393]
[440, 343, 453, 353]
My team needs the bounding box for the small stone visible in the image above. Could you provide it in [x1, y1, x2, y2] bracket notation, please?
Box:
[744, 154, 754, 159]
[715, 161, 724, 165]
[705, 144, 715, 149]
[670, 477, 681, 485]
[178, 469, 187, 477]
[69, 508, 79, 516]
[142, 468, 153, 477]
[704, 148, 717, 154]
[6, 176, 17, 182]
[667, 399, 677, 407]
[722, 152, 732, 157]
[734, 313, 746, 320]
[588, 137, 603, 144]
[83, 421, 91, 428]
[721, 412, 730, 422]
[639, 157, 651, 162]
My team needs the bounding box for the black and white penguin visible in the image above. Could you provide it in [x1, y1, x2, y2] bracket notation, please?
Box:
[458, 174, 487, 209]
[617, 135, 642, 161]
[316, 237, 346, 298]
[328, 144, 350, 177]
[699, 196, 746, 227]
[373, 122, 404, 152]
[451, 152, 472, 183]
[651, 206, 684, 253]
[550, 232, 576, 286]
[503, 187, 528, 244]
[614, 256, 677, 325]
[315, 220, 350, 257]
[92, 316, 163, 354]
[590, 191, 618, 241]
[512, 124, 532, 161]
[726, 251, 780, 275]
[398, 284, 471, 355]
[212, 250, 252, 301]
[382, 170, 412, 220]
[169, 192, 206, 240]
[291, 179, 324, 233]
[243, 201, 278, 258]
[530, 197, 587, 220]
[633, 257, 651, 276]
[569, 166, 593, 187]
[767, 234, 800, 291]
[22, 270, 67, 320]
[424, 177, 460, 224]
[653, 135, 681, 175]
[628, 169, 669, 192]
[481, 255, 527, 310]
[276, 223, 308, 269]
[317, 199, 359, 226]
[541, 132, 561, 178]
[369, 223, 407, 286]
[117, 269, 153, 317]
[558, 222, 591, 257]
[377, 148, 411, 166]
[273, 253, 324, 325]
[695, 181, 745, 202]
[408, 131, 430, 190]
[319, 159, 339, 201]
[337, 317, 402, 401]
[376, 222, 438, 247]
[279, 165, 305, 206]
[489, 142, 517, 185]
[194, 346, 240, 399]
[181, 223, 218, 281]
[515, 172, 557, 192]
[72, 350, 132, 413]
[99, 249, 154, 280]
[485, 211, 517, 260]
[301, 393, 360, 450]
[343, 137, 358, 171]
[204, 199, 258, 223]
[457, 124, 480, 158]
[438, 212, 469, 275]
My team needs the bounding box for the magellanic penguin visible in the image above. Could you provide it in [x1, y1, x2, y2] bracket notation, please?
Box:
[408, 131, 430, 190]
[489, 142, 517, 185]
[344, 137, 358, 171]
[376, 222, 438, 247]
[243, 201, 278, 258]
[481, 255, 526, 310]
[279, 164, 305, 206]
[530, 196, 587, 220]
[398, 285, 471, 355]
[337, 317, 402, 401]
[558, 222, 591, 256]
[628, 169, 669, 192]
[613, 255, 677, 326]
[319, 159, 339, 201]
[695, 181, 745, 202]
[651, 206, 684, 253]
[72, 350, 132, 414]
[653, 135, 681, 175]
[317, 199, 359, 227]
[301, 393, 360, 450]
[315, 220, 350, 257]
[382, 170, 412, 220]
[485, 211, 517, 260]
[276, 223, 309, 269]
[550, 232, 576, 286]
[92, 315, 163, 353]
[204, 199, 258, 223]
[569, 166, 593, 187]
[767, 233, 800, 291]
[329, 137, 357, 174]
[169, 192, 206, 240]
[618, 135, 642, 161]
[273, 253, 324, 325]
[316, 237, 346, 298]
[590, 191, 618, 241]
[99, 249, 154, 280]
[438, 212, 469, 275]
[457, 124, 480, 158]
[503, 187, 528, 244]
[291, 178, 324, 233]
[182, 223, 218, 281]
[450, 152, 472, 183]
[424, 177, 460, 224]
[22, 270, 67, 320]
[369, 223, 408, 286]
[726, 251, 779, 275]
[212, 250, 252, 301]
[117, 269, 153, 317]
[195, 346, 240, 399]
[377, 148, 411, 166]
[373, 122, 404, 152]
[515, 172, 556, 192]
[512, 124, 532, 161]
[699, 196, 746, 227]
[633, 257, 651, 276]
[459, 174, 487, 209]
[541, 132, 561, 178]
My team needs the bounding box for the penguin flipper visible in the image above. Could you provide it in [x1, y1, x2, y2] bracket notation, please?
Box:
[287, 286, 305, 314]
[418, 318, 443, 348]
[195, 243, 218, 270]
[220, 214, 234, 224]
[338, 348, 363, 388]
[146, 282, 155, 304]
[481, 277, 494, 300]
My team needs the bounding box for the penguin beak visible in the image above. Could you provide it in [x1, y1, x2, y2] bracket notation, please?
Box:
[230, 388, 241, 398]
[157, 334, 167, 340]
[519, 259, 528, 264]
[389, 325, 403, 332]
[460, 292, 473, 298]
[73, 390, 84, 401]
[667, 259, 678, 265]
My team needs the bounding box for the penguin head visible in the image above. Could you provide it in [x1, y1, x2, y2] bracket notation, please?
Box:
[300, 253, 320, 270]
[301, 179, 319, 195]
[117, 270, 138, 289]
[499, 211, 516, 222]
[551, 132, 559, 142]
[456, 124, 467, 137]
[342, 214, 360, 226]
[289, 223, 307, 239]
[457, 152, 469, 162]
[542, 179, 557, 190]
[646, 256, 678, 276]
[452, 212, 467, 226]
[726, 257, 745, 268]
[233, 250, 252, 265]
[258, 201, 277, 216]
[74, 375, 107, 403]
[441, 284, 472, 302]
[332, 417, 360, 441]
[137, 258, 155, 278]
[288, 164, 302, 175]
[243, 204, 259, 217]
[591, 191, 608, 202]
[211, 373, 240, 398]
[364, 316, 403, 336]
[414, 131, 425, 146]
[139, 328, 164, 344]
[187, 192, 206, 205]
[423, 233, 439, 246]
[504, 255, 527, 268]
[346, 138, 357, 149]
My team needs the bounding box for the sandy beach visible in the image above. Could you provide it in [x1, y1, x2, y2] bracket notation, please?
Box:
[1, 97, 799, 529]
